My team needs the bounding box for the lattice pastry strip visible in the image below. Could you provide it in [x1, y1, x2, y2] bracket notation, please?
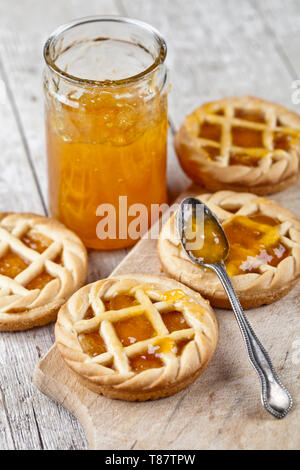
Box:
[0, 213, 87, 331]
[158, 191, 300, 310]
[195, 103, 293, 161]
[175, 96, 300, 195]
[74, 305, 194, 367]
[55, 275, 219, 400]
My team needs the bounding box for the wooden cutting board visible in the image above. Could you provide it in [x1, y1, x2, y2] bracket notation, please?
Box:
[34, 184, 300, 450]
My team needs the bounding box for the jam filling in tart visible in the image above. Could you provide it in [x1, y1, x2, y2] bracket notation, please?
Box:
[77, 291, 193, 369]
[196, 106, 300, 166]
[78, 332, 107, 357]
[231, 126, 263, 148]
[26, 272, 55, 290]
[0, 231, 61, 291]
[103, 294, 138, 310]
[21, 231, 53, 253]
[114, 314, 155, 346]
[224, 214, 290, 276]
[199, 122, 222, 142]
[180, 207, 289, 277]
[22, 231, 56, 289]
[0, 251, 30, 278]
[129, 345, 164, 372]
[129, 337, 190, 373]
[229, 152, 262, 167]
[161, 311, 189, 332]
[234, 108, 266, 123]
[202, 146, 221, 162]
[273, 132, 293, 151]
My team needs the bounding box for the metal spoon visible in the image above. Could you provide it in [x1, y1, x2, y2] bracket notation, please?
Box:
[177, 196, 292, 419]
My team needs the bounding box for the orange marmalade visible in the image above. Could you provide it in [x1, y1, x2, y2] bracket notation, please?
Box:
[78, 290, 191, 369]
[223, 215, 289, 276]
[183, 211, 228, 264]
[44, 17, 168, 249]
[181, 207, 289, 276]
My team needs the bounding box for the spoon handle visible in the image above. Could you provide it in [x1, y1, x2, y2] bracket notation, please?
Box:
[212, 262, 292, 419]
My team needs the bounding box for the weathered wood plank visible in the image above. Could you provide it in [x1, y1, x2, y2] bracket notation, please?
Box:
[252, 0, 300, 79]
[0, 62, 44, 215]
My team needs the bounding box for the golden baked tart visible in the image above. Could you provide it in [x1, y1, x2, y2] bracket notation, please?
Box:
[0, 213, 87, 331]
[55, 275, 218, 401]
[175, 96, 300, 195]
[158, 192, 300, 309]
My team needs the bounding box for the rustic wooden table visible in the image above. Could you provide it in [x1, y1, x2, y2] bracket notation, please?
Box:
[0, 0, 300, 450]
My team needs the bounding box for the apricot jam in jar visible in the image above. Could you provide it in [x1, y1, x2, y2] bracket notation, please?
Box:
[43, 16, 168, 249]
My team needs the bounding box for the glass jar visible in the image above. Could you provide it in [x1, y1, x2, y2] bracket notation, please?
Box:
[43, 16, 168, 250]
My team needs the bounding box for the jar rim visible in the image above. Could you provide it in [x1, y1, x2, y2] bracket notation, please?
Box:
[43, 15, 167, 87]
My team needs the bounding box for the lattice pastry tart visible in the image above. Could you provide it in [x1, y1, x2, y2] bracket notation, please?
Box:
[158, 191, 300, 309]
[0, 213, 87, 331]
[175, 96, 300, 195]
[55, 275, 218, 401]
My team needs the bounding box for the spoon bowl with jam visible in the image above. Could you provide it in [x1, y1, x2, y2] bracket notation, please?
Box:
[177, 196, 292, 419]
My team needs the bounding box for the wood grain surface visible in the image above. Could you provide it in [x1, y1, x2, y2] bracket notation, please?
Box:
[1, 0, 300, 450]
